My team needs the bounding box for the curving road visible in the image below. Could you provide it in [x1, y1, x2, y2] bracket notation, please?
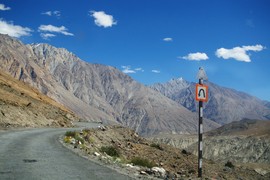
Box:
[0, 124, 132, 180]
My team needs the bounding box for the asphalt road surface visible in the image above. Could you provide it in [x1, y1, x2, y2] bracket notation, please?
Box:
[0, 123, 132, 180]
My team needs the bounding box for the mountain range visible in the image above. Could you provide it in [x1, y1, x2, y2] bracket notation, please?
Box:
[150, 78, 270, 124]
[0, 34, 218, 136]
[0, 33, 269, 136]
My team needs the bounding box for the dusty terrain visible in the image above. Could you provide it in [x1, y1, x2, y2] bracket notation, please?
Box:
[151, 119, 270, 178]
[63, 125, 269, 179]
[0, 71, 77, 129]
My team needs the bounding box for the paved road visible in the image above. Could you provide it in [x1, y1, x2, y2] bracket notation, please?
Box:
[0, 124, 132, 180]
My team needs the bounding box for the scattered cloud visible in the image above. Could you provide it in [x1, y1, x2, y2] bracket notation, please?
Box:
[163, 37, 173, 42]
[0, 19, 32, 37]
[181, 52, 209, 61]
[90, 11, 117, 28]
[121, 66, 144, 74]
[42, 11, 61, 17]
[0, 4, 11, 11]
[151, 70, 161, 73]
[40, 33, 56, 40]
[121, 66, 136, 74]
[215, 45, 265, 62]
[134, 67, 144, 72]
[42, 11, 52, 16]
[38, 25, 74, 39]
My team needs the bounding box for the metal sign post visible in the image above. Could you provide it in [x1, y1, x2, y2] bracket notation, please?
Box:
[196, 67, 208, 178]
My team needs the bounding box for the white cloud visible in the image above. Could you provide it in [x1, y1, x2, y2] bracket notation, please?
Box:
[90, 11, 117, 28]
[215, 45, 265, 62]
[135, 67, 144, 72]
[40, 33, 56, 40]
[121, 66, 136, 74]
[53, 11, 61, 17]
[181, 52, 209, 61]
[151, 70, 161, 73]
[121, 66, 144, 74]
[42, 11, 52, 16]
[163, 37, 173, 42]
[42, 11, 61, 17]
[0, 19, 32, 38]
[38, 25, 74, 38]
[0, 4, 11, 11]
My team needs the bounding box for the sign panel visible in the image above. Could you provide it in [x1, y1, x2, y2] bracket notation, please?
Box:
[196, 84, 208, 102]
[196, 67, 208, 80]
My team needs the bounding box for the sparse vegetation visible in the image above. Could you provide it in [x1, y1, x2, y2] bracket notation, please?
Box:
[65, 131, 76, 137]
[150, 143, 164, 151]
[225, 161, 234, 168]
[100, 146, 120, 157]
[63, 136, 71, 143]
[130, 157, 155, 168]
[61, 126, 268, 180]
[64, 131, 84, 144]
[74, 134, 85, 144]
[88, 136, 95, 144]
[181, 149, 191, 155]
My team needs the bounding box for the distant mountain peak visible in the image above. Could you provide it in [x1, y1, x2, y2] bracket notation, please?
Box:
[150, 78, 270, 124]
[149, 76, 190, 97]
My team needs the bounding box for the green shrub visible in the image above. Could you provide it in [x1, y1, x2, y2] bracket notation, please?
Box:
[88, 137, 95, 144]
[65, 131, 76, 137]
[63, 136, 71, 143]
[150, 143, 164, 151]
[100, 146, 120, 157]
[130, 157, 155, 168]
[225, 161, 234, 168]
[74, 135, 85, 144]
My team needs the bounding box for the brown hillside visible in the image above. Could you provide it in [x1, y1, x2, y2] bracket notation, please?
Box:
[206, 119, 270, 137]
[0, 71, 77, 129]
[63, 126, 269, 179]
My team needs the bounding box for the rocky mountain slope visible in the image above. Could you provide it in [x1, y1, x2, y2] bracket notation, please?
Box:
[62, 125, 269, 179]
[0, 71, 76, 129]
[150, 77, 270, 124]
[0, 34, 219, 136]
[151, 119, 270, 175]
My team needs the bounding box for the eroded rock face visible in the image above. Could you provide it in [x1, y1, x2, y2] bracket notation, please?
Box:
[0, 34, 219, 136]
[151, 120, 270, 165]
[192, 136, 270, 164]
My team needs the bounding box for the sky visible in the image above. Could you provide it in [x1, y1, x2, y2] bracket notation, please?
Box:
[0, 0, 270, 101]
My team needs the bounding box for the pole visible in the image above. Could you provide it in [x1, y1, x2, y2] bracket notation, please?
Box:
[198, 78, 203, 178]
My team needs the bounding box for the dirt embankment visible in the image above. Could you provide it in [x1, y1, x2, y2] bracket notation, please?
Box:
[0, 71, 77, 129]
[63, 125, 269, 179]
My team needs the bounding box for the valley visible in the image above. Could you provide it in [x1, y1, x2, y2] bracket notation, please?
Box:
[0, 33, 270, 179]
[151, 119, 270, 177]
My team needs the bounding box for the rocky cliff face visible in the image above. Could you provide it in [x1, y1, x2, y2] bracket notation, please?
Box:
[150, 78, 270, 124]
[151, 119, 270, 165]
[196, 135, 270, 164]
[0, 34, 219, 136]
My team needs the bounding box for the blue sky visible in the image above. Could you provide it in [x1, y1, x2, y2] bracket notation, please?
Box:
[1, 0, 270, 101]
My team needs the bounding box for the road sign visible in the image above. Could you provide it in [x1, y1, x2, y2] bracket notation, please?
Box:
[196, 67, 208, 80]
[196, 84, 208, 102]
